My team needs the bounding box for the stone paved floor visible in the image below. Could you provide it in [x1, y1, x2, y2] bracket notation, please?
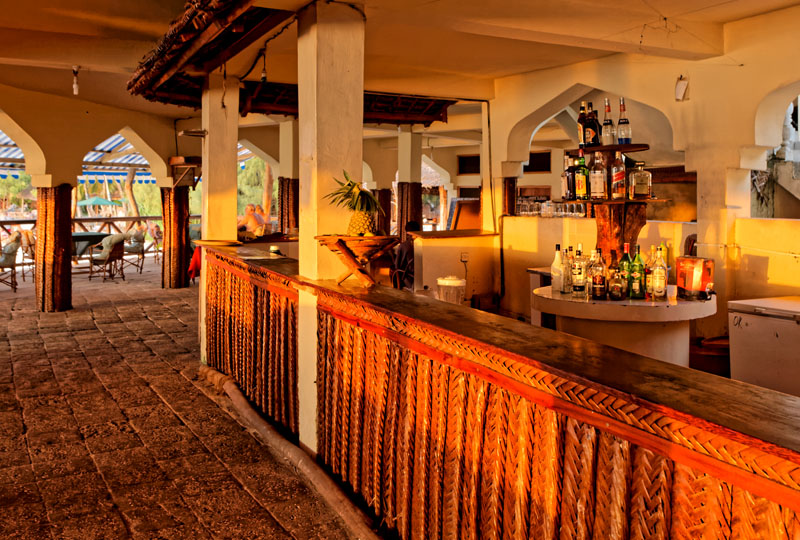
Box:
[0, 259, 353, 539]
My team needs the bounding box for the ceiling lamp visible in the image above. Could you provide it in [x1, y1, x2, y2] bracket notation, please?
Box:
[72, 66, 80, 95]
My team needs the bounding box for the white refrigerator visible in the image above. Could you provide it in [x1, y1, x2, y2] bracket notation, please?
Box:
[729, 296, 800, 397]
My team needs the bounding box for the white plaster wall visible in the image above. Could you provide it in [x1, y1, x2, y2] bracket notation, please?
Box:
[413, 234, 497, 299]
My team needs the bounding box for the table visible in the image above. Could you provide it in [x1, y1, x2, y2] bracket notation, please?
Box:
[526, 267, 553, 328]
[532, 285, 716, 366]
[72, 232, 110, 258]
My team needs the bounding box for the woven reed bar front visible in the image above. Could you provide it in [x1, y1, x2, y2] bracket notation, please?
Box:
[204, 247, 800, 539]
[205, 250, 299, 436]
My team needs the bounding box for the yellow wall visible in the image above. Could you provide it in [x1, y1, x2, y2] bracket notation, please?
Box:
[733, 218, 800, 300]
[414, 234, 497, 300]
[500, 217, 697, 319]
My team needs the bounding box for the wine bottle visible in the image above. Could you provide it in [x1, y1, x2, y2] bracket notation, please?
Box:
[550, 244, 563, 293]
[619, 242, 632, 296]
[617, 97, 632, 144]
[651, 246, 668, 301]
[601, 98, 616, 146]
[645, 245, 656, 299]
[584, 102, 601, 147]
[610, 151, 626, 200]
[629, 244, 646, 299]
[571, 249, 587, 298]
[589, 152, 608, 199]
[628, 162, 652, 200]
[574, 151, 589, 200]
[577, 101, 587, 148]
[590, 248, 607, 300]
[560, 154, 574, 200]
[607, 249, 626, 300]
[561, 247, 573, 294]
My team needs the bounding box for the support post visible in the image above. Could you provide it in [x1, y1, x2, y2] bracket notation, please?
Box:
[373, 188, 392, 234]
[199, 70, 240, 364]
[278, 177, 300, 232]
[396, 125, 423, 240]
[296, 0, 365, 454]
[160, 186, 190, 288]
[503, 177, 517, 216]
[35, 185, 72, 312]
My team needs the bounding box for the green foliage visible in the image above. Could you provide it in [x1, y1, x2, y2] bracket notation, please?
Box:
[0, 172, 32, 207]
[324, 170, 382, 214]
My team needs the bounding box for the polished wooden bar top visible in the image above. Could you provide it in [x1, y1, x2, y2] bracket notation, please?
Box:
[206, 245, 800, 455]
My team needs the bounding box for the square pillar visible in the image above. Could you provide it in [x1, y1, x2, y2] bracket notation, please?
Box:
[35, 185, 72, 312]
[296, 1, 365, 453]
[397, 125, 423, 239]
[199, 71, 240, 364]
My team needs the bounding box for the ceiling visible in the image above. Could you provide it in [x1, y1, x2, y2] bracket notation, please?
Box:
[1, 0, 799, 119]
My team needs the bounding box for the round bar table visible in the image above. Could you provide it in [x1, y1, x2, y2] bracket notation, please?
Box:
[533, 286, 717, 366]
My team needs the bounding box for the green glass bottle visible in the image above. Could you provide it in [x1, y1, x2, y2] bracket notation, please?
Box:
[619, 242, 632, 297]
[629, 244, 646, 299]
[574, 150, 589, 201]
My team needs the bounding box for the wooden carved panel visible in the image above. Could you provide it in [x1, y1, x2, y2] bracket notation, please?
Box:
[35, 185, 72, 312]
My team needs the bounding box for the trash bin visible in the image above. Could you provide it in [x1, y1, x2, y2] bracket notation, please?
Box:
[437, 276, 466, 305]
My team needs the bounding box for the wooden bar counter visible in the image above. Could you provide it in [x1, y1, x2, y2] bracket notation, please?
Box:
[205, 245, 800, 539]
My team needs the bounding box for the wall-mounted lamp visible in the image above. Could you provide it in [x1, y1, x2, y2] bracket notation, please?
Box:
[72, 66, 80, 96]
[675, 75, 689, 101]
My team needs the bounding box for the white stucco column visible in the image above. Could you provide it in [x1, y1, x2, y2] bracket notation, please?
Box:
[279, 119, 299, 180]
[199, 71, 240, 363]
[201, 71, 239, 242]
[296, 0, 365, 454]
[397, 125, 422, 183]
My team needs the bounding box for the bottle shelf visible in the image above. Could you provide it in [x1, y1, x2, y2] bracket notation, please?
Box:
[566, 143, 649, 157]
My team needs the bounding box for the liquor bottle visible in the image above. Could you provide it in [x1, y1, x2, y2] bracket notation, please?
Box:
[619, 242, 632, 295]
[644, 245, 656, 299]
[589, 152, 608, 199]
[574, 151, 589, 200]
[628, 162, 652, 199]
[601, 98, 616, 146]
[584, 102, 601, 147]
[617, 97, 632, 145]
[550, 244, 563, 293]
[561, 247, 573, 294]
[607, 250, 626, 300]
[590, 248, 607, 300]
[560, 154, 574, 200]
[571, 249, 587, 298]
[629, 244, 646, 299]
[577, 101, 587, 148]
[651, 246, 668, 301]
[610, 151, 626, 200]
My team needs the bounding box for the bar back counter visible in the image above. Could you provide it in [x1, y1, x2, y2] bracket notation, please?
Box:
[205, 246, 800, 539]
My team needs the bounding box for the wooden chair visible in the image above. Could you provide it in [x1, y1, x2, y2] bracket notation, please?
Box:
[18, 230, 35, 282]
[123, 229, 146, 274]
[0, 233, 22, 292]
[88, 235, 125, 281]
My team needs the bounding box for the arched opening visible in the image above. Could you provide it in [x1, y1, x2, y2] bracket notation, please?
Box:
[0, 128, 34, 224]
[237, 142, 279, 231]
[506, 85, 693, 222]
[751, 89, 800, 219]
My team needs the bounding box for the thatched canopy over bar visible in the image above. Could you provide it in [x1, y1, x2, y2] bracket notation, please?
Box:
[128, 0, 456, 126]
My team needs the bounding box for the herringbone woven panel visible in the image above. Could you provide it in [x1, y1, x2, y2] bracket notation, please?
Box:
[480, 385, 510, 540]
[670, 463, 731, 540]
[630, 446, 673, 540]
[529, 406, 563, 540]
[502, 395, 535, 540]
[441, 370, 468, 540]
[395, 349, 418, 540]
[381, 344, 402, 527]
[459, 375, 489, 540]
[410, 357, 433, 540]
[592, 431, 631, 540]
[559, 418, 597, 540]
[427, 361, 449, 540]
[731, 487, 788, 539]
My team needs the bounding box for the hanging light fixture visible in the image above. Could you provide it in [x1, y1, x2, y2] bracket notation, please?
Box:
[72, 66, 80, 95]
[260, 48, 267, 83]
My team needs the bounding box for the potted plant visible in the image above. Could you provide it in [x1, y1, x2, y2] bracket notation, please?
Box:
[324, 170, 383, 236]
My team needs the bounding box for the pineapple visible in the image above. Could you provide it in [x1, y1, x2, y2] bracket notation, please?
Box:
[324, 170, 383, 236]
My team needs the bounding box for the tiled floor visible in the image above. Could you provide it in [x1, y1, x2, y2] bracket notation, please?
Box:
[0, 259, 353, 539]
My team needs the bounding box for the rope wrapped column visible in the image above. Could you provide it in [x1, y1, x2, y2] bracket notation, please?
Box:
[278, 177, 299, 233]
[372, 188, 392, 235]
[160, 186, 190, 288]
[396, 181, 422, 241]
[35, 185, 72, 312]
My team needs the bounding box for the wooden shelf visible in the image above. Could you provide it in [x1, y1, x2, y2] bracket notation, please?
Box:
[566, 143, 649, 157]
